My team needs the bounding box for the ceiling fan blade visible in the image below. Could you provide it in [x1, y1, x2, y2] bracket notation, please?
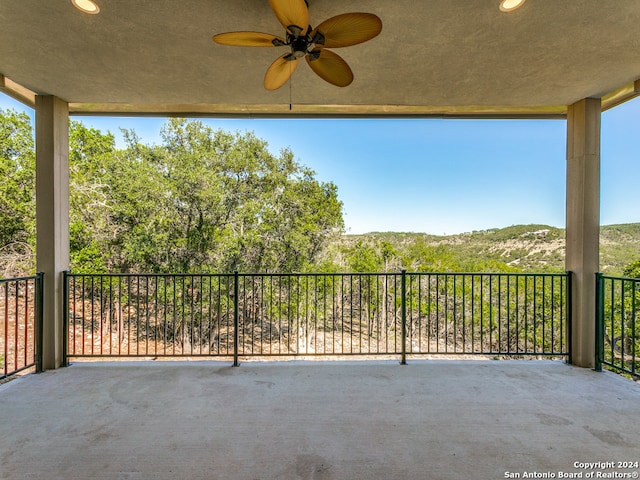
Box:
[269, 0, 309, 36]
[213, 31, 285, 47]
[264, 54, 299, 90]
[306, 49, 353, 87]
[311, 13, 382, 48]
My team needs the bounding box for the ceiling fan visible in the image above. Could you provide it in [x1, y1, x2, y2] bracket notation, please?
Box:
[213, 0, 382, 90]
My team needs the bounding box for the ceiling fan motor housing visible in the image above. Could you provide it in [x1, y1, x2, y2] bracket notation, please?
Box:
[283, 28, 324, 60]
[290, 34, 309, 57]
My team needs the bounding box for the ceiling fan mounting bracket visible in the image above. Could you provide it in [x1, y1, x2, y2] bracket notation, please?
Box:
[307, 50, 321, 62]
[311, 31, 325, 46]
[287, 25, 304, 36]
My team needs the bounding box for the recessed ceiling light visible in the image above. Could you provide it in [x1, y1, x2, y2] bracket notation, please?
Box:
[499, 0, 526, 12]
[71, 0, 100, 14]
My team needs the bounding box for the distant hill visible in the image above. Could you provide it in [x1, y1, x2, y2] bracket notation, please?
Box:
[337, 223, 640, 274]
[600, 223, 640, 273]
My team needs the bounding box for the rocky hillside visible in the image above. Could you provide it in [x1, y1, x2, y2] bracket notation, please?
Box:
[340, 223, 640, 274]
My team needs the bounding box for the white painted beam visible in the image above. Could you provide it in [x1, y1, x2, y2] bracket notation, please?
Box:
[0, 74, 37, 108]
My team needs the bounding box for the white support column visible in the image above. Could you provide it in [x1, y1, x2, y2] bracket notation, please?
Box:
[36, 95, 69, 370]
[566, 97, 601, 368]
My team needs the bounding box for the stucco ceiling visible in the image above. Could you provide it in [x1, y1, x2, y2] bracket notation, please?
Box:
[1, 0, 639, 117]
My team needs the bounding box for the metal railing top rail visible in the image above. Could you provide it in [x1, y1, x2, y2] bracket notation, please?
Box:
[65, 271, 569, 277]
[598, 274, 640, 281]
[0, 275, 41, 283]
[65, 272, 236, 278]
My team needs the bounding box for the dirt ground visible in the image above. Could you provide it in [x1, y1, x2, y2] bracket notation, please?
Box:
[0, 294, 36, 377]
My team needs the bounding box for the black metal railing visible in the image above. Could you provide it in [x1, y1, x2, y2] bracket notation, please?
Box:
[1, 273, 43, 379]
[65, 271, 570, 364]
[404, 272, 569, 358]
[596, 273, 639, 376]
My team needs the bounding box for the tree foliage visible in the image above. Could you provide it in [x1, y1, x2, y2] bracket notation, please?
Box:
[328, 235, 518, 273]
[623, 259, 640, 278]
[0, 112, 344, 275]
[0, 109, 35, 276]
[68, 118, 344, 273]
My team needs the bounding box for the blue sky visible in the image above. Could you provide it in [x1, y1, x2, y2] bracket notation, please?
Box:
[1, 93, 639, 235]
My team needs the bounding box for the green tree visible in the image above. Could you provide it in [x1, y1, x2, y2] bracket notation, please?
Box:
[344, 240, 382, 272]
[0, 109, 35, 277]
[151, 119, 343, 273]
[69, 120, 119, 272]
[380, 240, 399, 271]
[68, 118, 344, 273]
[623, 259, 640, 278]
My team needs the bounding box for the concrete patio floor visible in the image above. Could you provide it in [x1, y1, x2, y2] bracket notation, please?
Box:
[1, 360, 639, 480]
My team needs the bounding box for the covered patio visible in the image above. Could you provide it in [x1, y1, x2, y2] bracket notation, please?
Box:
[2, 0, 640, 371]
[1, 1, 640, 477]
[2, 360, 640, 479]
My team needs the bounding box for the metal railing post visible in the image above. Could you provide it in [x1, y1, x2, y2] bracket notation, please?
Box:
[400, 269, 407, 365]
[566, 271, 572, 365]
[233, 270, 240, 367]
[62, 270, 69, 367]
[594, 272, 603, 372]
[35, 272, 44, 373]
